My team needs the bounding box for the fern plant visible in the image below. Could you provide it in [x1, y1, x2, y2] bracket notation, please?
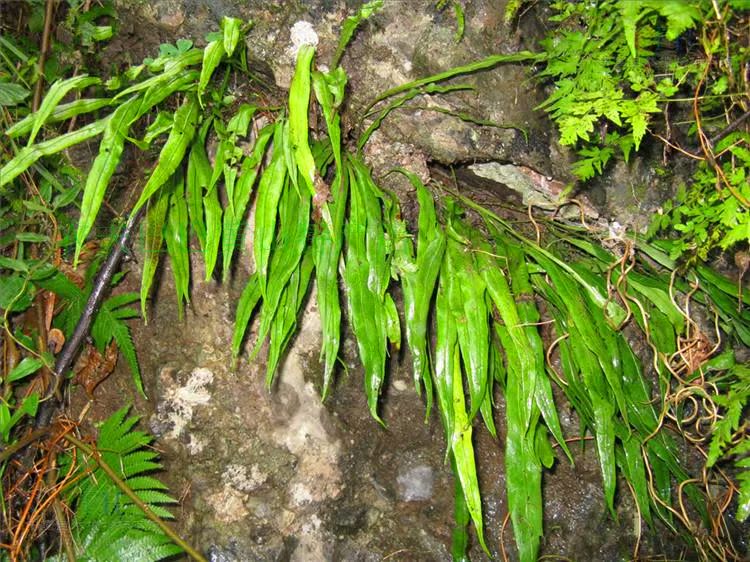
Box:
[706, 359, 750, 522]
[50, 406, 183, 562]
[535, 0, 701, 180]
[2, 3, 749, 560]
[29, 263, 144, 392]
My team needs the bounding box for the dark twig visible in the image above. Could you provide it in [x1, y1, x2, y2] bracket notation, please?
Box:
[0, 426, 52, 463]
[708, 109, 750, 147]
[32, 0, 56, 112]
[688, 109, 750, 157]
[35, 208, 144, 429]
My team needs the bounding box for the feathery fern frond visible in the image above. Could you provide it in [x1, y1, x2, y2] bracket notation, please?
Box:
[55, 407, 182, 562]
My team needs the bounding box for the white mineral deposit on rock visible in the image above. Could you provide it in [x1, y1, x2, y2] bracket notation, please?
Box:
[153, 367, 214, 443]
[397, 464, 434, 502]
[288, 20, 318, 56]
[223, 463, 268, 493]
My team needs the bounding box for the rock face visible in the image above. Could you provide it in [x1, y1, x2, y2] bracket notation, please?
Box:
[91, 1, 691, 560]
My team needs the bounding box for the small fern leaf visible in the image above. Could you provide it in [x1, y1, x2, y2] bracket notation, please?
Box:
[110, 316, 145, 396]
[105, 291, 140, 309]
[135, 489, 178, 506]
[119, 450, 162, 476]
[125, 476, 170, 491]
[97, 405, 132, 444]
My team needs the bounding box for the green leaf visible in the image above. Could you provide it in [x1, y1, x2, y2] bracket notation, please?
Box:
[0, 256, 30, 273]
[265, 248, 314, 386]
[60, 407, 180, 560]
[221, 16, 243, 56]
[0, 117, 109, 190]
[131, 96, 199, 215]
[232, 274, 261, 360]
[221, 124, 273, 281]
[107, 309, 144, 396]
[445, 232, 489, 421]
[7, 356, 44, 382]
[344, 158, 391, 423]
[198, 40, 225, 104]
[392, 172, 444, 410]
[332, 0, 384, 68]
[27, 75, 100, 145]
[140, 183, 171, 320]
[450, 345, 488, 555]
[313, 169, 349, 399]
[164, 177, 190, 318]
[253, 121, 288, 292]
[0, 82, 30, 106]
[186, 129, 212, 250]
[0, 274, 33, 312]
[8, 99, 108, 137]
[114, 49, 202, 102]
[617, 0, 640, 58]
[75, 97, 141, 265]
[450, 452, 470, 561]
[289, 44, 318, 200]
[364, 51, 541, 116]
[252, 174, 311, 358]
[15, 232, 49, 243]
[202, 182, 223, 281]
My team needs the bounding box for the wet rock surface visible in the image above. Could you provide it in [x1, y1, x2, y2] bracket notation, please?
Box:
[72, 1, 704, 560]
